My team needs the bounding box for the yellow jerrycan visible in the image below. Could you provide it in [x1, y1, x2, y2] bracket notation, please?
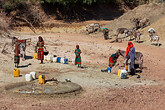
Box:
[13, 68, 20, 77]
[125, 65, 128, 71]
[118, 69, 121, 77]
[38, 75, 45, 84]
[34, 53, 38, 59]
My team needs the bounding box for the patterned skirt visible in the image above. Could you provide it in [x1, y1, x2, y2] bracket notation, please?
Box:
[75, 56, 81, 65]
[38, 48, 44, 60]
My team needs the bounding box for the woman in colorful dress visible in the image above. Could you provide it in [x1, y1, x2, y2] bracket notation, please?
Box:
[74, 45, 82, 68]
[36, 36, 46, 64]
[125, 41, 136, 75]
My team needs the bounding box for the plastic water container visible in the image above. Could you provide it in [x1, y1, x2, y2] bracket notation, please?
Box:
[107, 67, 111, 73]
[30, 72, 36, 79]
[120, 70, 127, 79]
[38, 75, 45, 84]
[125, 65, 128, 71]
[57, 57, 61, 63]
[53, 57, 57, 63]
[118, 69, 121, 77]
[13, 68, 20, 77]
[34, 53, 38, 59]
[25, 74, 33, 81]
[72, 59, 75, 65]
[47, 55, 53, 62]
[61, 57, 65, 63]
[64, 58, 68, 64]
[44, 55, 48, 61]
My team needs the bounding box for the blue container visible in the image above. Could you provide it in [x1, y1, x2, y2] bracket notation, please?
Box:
[57, 57, 61, 63]
[107, 67, 111, 73]
[64, 58, 68, 64]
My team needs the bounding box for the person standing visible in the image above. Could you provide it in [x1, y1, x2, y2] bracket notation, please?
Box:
[125, 41, 136, 75]
[36, 36, 46, 64]
[74, 45, 82, 68]
[14, 41, 20, 67]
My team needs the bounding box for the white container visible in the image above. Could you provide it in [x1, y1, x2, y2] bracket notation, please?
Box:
[30, 72, 36, 79]
[47, 55, 53, 62]
[44, 55, 48, 61]
[25, 74, 33, 81]
[72, 59, 75, 65]
[53, 57, 58, 63]
[61, 57, 65, 64]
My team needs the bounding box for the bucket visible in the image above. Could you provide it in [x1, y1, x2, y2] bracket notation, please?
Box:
[44, 55, 48, 61]
[38, 75, 45, 84]
[34, 53, 38, 59]
[107, 67, 111, 73]
[64, 58, 68, 64]
[120, 70, 127, 79]
[118, 69, 121, 77]
[57, 57, 61, 63]
[53, 57, 57, 63]
[13, 68, 20, 77]
[25, 74, 33, 81]
[43, 51, 49, 55]
[61, 57, 64, 63]
[30, 72, 36, 79]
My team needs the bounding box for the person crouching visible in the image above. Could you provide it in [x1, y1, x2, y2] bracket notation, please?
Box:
[108, 50, 122, 72]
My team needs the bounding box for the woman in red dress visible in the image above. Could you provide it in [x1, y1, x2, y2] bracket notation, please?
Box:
[36, 36, 46, 64]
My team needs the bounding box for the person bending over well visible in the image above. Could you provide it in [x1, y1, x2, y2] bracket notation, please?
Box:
[108, 50, 123, 72]
[101, 49, 123, 73]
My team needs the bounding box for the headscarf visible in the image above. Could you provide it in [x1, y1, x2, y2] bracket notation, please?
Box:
[39, 36, 44, 42]
[76, 45, 79, 49]
[126, 41, 133, 57]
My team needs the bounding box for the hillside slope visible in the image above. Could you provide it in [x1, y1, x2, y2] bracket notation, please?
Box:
[105, 3, 165, 36]
[142, 16, 165, 40]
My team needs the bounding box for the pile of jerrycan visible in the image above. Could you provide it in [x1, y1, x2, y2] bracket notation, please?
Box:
[106, 65, 128, 79]
[13, 69, 46, 84]
[118, 65, 128, 79]
[44, 55, 68, 64]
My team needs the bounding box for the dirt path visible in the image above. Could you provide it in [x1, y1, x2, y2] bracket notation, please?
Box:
[0, 31, 165, 110]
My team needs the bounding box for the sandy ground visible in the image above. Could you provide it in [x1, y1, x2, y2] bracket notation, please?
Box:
[0, 28, 165, 110]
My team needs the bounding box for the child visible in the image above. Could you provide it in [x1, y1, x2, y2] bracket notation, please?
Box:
[74, 45, 82, 68]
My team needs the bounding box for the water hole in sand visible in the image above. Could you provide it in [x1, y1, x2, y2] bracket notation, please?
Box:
[6, 81, 82, 94]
